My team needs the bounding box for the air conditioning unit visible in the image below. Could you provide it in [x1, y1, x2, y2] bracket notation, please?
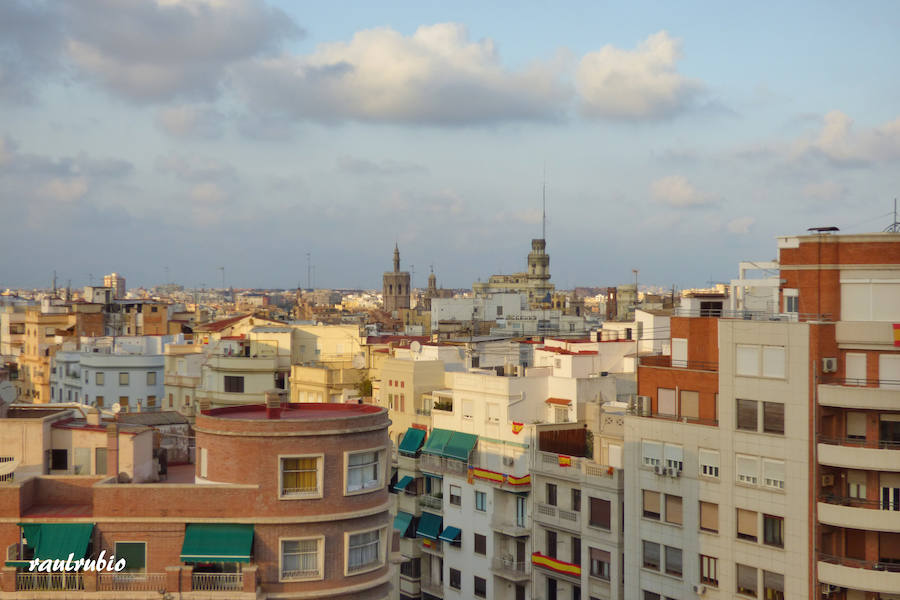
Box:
[692, 584, 707, 595]
[654, 465, 665, 475]
[668, 467, 682, 478]
[821, 474, 834, 487]
[502, 456, 515, 467]
[823, 584, 840, 595]
[638, 395, 651, 416]
[822, 357, 837, 373]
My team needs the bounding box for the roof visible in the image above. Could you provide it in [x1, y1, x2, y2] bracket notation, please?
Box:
[203, 403, 382, 420]
[536, 346, 598, 356]
[545, 397, 572, 406]
[117, 411, 189, 426]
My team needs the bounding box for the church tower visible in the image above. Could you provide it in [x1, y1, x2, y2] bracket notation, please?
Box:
[383, 244, 411, 314]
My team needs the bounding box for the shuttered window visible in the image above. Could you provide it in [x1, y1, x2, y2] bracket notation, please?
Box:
[763, 402, 784, 434]
[665, 495, 682, 525]
[680, 390, 699, 420]
[737, 508, 758, 542]
[700, 501, 718, 533]
[736, 399, 758, 431]
[642, 490, 660, 520]
[589, 497, 611, 529]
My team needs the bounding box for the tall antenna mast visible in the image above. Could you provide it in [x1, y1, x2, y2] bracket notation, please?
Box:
[542, 166, 547, 240]
[886, 198, 900, 233]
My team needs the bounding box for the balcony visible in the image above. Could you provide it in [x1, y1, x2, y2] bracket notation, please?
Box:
[206, 354, 276, 373]
[836, 321, 899, 348]
[418, 495, 443, 511]
[98, 573, 167, 592]
[16, 572, 84, 591]
[817, 437, 900, 471]
[817, 496, 900, 533]
[192, 572, 243, 592]
[165, 374, 200, 388]
[639, 354, 718, 372]
[534, 502, 581, 531]
[818, 376, 900, 410]
[491, 557, 531, 581]
[420, 577, 444, 598]
[419, 454, 468, 477]
[532, 451, 622, 488]
[674, 307, 832, 322]
[490, 517, 530, 538]
[818, 553, 900, 595]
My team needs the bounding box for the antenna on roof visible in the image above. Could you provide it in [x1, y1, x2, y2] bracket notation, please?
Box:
[542, 166, 547, 240]
[885, 198, 900, 233]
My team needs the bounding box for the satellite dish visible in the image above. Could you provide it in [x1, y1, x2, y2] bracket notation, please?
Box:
[0, 381, 17, 405]
[410, 341, 421, 354]
[352, 354, 365, 369]
[111, 403, 121, 414]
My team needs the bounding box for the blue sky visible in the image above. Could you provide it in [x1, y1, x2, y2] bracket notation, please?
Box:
[1, 1, 899, 291]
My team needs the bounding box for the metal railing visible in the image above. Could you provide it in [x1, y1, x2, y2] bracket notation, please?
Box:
[98, 572, 166, 592]
[491, 557, 529, 574]
[192, 572, 243, 591]
[419, 495, 443, 510]
[673, 308, 833, 322]
[817, 435, 900, 450]
[16, 572, 84, 591]
[639, 355, 718, 372]
[818, 552, 900, 572]
[821, 375, 900, 389]
[419, 454, 469, 476]
[415, 407, 432, 416]
[819, 494, 899, 510]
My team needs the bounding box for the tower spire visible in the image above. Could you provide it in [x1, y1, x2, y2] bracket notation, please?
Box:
[393, 243, 400, 272]
[542, 168, 546, 240]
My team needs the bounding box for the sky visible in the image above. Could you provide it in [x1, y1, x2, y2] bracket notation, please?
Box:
[1, 1, 899, 291]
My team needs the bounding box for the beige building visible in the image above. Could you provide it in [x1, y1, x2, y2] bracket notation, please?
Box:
[473, 238, 554, 306]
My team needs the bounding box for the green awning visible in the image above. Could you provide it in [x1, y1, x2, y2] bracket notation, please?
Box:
[444, 432, 478, 461]
[421, 428, 452, 456]
[394, 511, 414, 536]
[438, 526, 461, 543]
[398, 428, 427, 455]
[180, 524, 253, 563]
[393, 475, 414, 492]
[416, 512, 443, 540]
[18, 523, 94, 562]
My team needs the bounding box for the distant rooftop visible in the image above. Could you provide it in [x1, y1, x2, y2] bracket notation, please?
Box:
[204, 402, 382, 421]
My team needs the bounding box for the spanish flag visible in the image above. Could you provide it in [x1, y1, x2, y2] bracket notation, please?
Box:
[423, 539, 433, 548]
[531, 552, 582, 577]
[506, 474, 531, 486]
[894, 324, 900, 347]
[558, 455, 572, 467]
[511, 422, 524, 435]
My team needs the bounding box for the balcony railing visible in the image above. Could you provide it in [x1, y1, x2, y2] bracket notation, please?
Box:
[419, 495, 443, 510]
[491, 556, 530, 576]
[639, 354, 718, 372]
[419, 454, 469, 477]
[821, 375, 900, 389]
[192, 572, 243, 591]
[819, 494, 899, 511]
[98, 572, 167, 592]
[673, 308, 833, 322]
[817, 435, 900, 451]
[420, 577, 444, 597]
[16, 572, 84, 591]
[818, 552, 900, 573]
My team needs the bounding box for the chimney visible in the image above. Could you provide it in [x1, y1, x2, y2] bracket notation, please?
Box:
[106, 423, 119, 478]
[265, 389, 286, 419]
[86, 407, 101, 426]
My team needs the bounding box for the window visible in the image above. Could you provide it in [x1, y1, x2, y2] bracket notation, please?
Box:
[680, 390, 699, 420]
[462, 399, 474, 419]
[547, 483, 558, 506]
[643, 593, 660, 600]
[516, 496, 527, 527]
[848, 470, 867, 499]
[882, 485, 900, 510]
[147, 371, 157, 386]
[400, 557, 420, 579]
[547, 577, 557, 600]
[736, 454, 759, 485]
[763, 402, 784, 434]
[199, 448, 207, 478]
[700, 554, 718, 586]
[763, 571, 784, 600]
[281, 538, 321, 580]
[73, 448, 91, 475]
[449, 568, 461, 589]
[224, 375, 244, 393]
[281, 455, 321, 498]
[737, 508, 758, 542]
[589, 547, 610, 580]
[571, 536, 581, 565]
[763, 515, 784, 548]
[95, 372, 104, 385]
[114, 542, 146, 573]
[119, 372, 129, 386]
[699, 501, 718, 533]
[664, 444, 683, 471]
[51, 449, 67, 471]
[346, 450, 382, 493]
[450, 484, 462, 506]
[664, 546, 682, 577]
[763, 459, 785, 490]
[555, 406, 569, 423]
[589, 497, 611, 529]
[497, 305, 503, 316]
[658, 388, 676, 416]
[545, 529, 559, 558]
[572, 488, 581, 512]
[642, 541, 660, 570]
[474, 575, 486, 598]
[642, 490, 660, 520]
[95, 395, 104, 408]
[147, 395, 156, 408]
[784, 291, 798, 314]
[572, 584, 580, 600]
[95, 448, 107, 475]
[847, 412, 866, 440]
[762, 346, 785, 379]
[736, 345, 759, 376]
[474, 533, 486, 555]
[737, 399, 758, 431]
[736, 563, 757, 597]
[642, 440, 662, 468]
[665, 495, 682, 526]
[475, 490, 486, 512]
[347, 529, 382, 574]
[168, 393, 173, 408]
[699, 449, 720, 478]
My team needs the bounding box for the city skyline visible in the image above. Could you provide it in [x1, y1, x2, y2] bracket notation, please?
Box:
[2, 1, 899, 289]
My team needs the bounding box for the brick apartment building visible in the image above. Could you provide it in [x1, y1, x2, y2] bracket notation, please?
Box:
[626, 231, 900, 600]
[0, 392, 394, 599]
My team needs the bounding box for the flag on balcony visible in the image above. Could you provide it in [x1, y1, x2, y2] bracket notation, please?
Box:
[511, 422, 524, 434]
[506, 474, 531, 486]
[894, 323, 900, 347]
[558, 455, 572, 467]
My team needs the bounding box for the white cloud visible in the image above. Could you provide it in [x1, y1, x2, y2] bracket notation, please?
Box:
[650, 175, 713, 207]
[0, 137, 12, 166]
[156, 105, 225, 139]
[37, 176, 89, 203]
[803, 180, 846, 202]
[792, 110, 900, 166]
[726, 216, 756, 234]
[235, 23, 570, 124]
[576, 31, 702, 119]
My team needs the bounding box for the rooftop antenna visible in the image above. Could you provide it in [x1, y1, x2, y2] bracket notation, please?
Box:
[885, 198, 900, 233]
[542, 166, 547, 240]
